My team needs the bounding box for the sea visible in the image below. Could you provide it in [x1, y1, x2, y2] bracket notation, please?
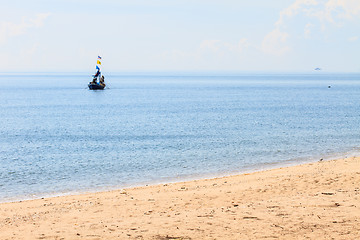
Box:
[0, 72, 359, 202]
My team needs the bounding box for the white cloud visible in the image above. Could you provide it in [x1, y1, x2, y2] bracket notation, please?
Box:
[276, 0, 318, 27]
[303, 0, 360, 24]
[262, 29, 290, 55]
[324, 0, 360, 21]
[263, 0, 318, 56]
[233, 38, 250, 52]
[30, 13, 51, 28]
[0, 13, 51, 45]
[263, 0, 360, 55]
[161, 38, 250, 67]
[200, 40, 222, 53]
[25, 44, 39, 56]
[348, 36, 358, 41]
[276, 0, 360, 26]
[304, 23, 314, 38]
[162, 49, 197, 60]
[200, 38, 249, 56]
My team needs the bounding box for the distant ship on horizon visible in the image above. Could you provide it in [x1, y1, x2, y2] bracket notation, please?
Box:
[314, 68, 321, 71]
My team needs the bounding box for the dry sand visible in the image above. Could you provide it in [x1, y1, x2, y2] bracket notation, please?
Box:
[0, 156, 359, 239]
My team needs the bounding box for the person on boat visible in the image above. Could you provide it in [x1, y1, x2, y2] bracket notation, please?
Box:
[94, 68, 100, 78]
[100, 75, 106, 87]
[91, 68, 101, 84]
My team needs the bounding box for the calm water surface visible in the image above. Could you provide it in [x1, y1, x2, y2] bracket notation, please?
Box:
[0, 73, 359, 202]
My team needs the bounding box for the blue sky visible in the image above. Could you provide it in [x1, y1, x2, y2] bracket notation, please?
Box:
[0, 0, 359, 72]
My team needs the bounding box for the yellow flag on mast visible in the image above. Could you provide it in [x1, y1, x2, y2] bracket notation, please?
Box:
[97, 60, 101, 65]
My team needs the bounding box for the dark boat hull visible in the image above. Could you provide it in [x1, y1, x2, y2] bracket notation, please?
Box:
[88, 83, 105, 90]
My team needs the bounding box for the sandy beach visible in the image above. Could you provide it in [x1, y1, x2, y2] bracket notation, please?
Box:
[0, 156, 359, 239]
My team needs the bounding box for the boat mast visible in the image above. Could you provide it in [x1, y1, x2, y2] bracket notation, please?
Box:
[96, 56, 102, 83]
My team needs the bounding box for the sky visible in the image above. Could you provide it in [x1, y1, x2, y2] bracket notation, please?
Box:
[0, 0, 359, 73]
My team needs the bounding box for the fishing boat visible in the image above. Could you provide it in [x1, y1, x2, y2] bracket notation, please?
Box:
[88, 56, 106, 90]
[88, 76, 106, 90]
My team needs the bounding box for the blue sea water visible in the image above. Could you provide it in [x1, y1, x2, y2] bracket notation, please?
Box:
[0, 73, 359, 202]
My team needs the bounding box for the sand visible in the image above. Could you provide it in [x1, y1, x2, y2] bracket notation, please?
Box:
[0, 156, 359, 240]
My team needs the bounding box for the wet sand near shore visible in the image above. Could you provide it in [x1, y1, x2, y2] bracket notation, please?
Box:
[0, 156, 359, 239]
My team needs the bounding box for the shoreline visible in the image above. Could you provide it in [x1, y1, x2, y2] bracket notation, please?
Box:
[0, 156, 359, 239]
[1, 147, 357, 204]
[1, 150, 357, 204]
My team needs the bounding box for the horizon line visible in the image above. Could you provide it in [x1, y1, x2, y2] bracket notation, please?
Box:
[1, 70, 359, 76]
